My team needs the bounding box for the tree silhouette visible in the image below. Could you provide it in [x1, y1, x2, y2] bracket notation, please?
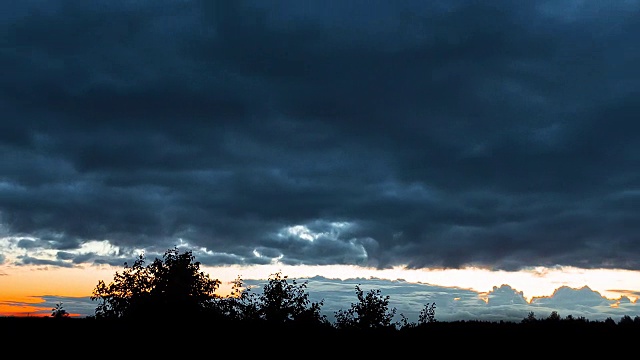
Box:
[522, 311, 537, 323]
[78, 246, 640, 336]
[259, 272, 328, 326]
[91, 247, 221, 320]
[214, 275, 257, 321]
[334, 284, 396, 330]
[216, 272, 329, 328]
[546, 311, 561, 322]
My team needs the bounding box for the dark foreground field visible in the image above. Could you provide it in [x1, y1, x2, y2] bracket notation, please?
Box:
[4, 316, 639, 354]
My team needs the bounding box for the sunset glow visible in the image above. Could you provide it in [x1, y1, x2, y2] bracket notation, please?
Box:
[3, 0, 640, 323]
[2, 262, 638, 318]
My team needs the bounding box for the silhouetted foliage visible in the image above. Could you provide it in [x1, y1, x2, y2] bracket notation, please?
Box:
[43, 246, 636, 339]
[521, 311, 537, 323]
[418, 302, 437, 324]
[619, 315, 635, 327]
[397, 302, 437, 330]
[214, 275, 255, 321]
[51, 302, 69, 318]
[334, 284, 397, 330]
[215, 272, 329, 329]
[547, 310, 561, 322]
[91, 247, 221, 320]
[259, 272, 327, 325]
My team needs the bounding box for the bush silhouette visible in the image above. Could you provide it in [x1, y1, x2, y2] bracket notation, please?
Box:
[51, 302, 69, 319]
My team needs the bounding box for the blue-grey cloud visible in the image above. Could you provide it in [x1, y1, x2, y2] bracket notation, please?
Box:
[1, 0, 639, 272]
[35, 277, 639, 323]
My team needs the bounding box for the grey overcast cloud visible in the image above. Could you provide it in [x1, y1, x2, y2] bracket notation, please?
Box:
[2, 0, 640, 322]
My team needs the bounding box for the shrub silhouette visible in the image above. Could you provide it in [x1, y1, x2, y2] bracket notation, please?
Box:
[51, 302, 69, 319]
[418, 302, 437, 324]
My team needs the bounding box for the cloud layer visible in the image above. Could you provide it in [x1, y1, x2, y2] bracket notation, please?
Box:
[2, 0, 640, 271]
[26, 277, 640, 323]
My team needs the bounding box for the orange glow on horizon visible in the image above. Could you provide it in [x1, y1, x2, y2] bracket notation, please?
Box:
[0, 263, 117, 317]
[0, 302, 49, 317]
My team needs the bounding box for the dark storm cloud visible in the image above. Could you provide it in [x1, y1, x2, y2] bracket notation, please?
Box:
[2, 0, 640, 270]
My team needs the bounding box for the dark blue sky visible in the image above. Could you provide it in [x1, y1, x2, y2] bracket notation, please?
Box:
[2, 0, 640, 273]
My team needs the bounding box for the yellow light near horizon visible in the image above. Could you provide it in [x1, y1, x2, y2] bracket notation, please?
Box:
[203, 263, 640, 303]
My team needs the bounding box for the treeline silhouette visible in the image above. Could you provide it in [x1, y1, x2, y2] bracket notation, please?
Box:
[4, 247, 640, 343]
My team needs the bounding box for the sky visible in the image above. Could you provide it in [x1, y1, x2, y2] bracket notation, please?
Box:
[1, 0, 640, 323]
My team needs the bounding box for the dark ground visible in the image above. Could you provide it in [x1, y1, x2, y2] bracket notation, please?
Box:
[4, 316, 638, 354]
